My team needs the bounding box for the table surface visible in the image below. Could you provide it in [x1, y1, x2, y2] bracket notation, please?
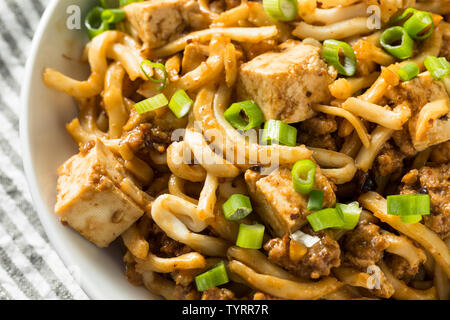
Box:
[0, 0, 87, 300]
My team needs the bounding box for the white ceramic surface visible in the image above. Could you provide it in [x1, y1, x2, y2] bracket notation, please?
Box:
[21, 0, 155, 300]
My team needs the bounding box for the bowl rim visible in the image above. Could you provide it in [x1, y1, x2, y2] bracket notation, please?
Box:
[20, 0, 98, 300]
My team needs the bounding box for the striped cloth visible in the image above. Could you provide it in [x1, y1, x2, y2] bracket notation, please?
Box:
[0, 0, 87, 299]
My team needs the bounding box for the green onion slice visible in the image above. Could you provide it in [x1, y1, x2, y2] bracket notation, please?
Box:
[306, 208, 344, 232]
[140, 60, 168, 91]
[224, 100, 264, 131]
[134, 93, 168, 114]
[263, 0, 298, 22]
[390, 8, 418, 26]
[291, 159, 316, 195]
[387, 194, 430, 216]
[403, 10, 434, 40]
[222, 194, 253, 221]
[322, 40, 357, 77]
[169, 90, 193, 118]
[236, 224, 265, 249]
[261, 120, 297, 146]
[307, 190, 324, 211]
[85, 7, 110, 39]
[380, 26, 414, 60]
[101, 8, 126, 24]
[335, 201, 362, 230]
[424, 56, 450, 79]
[398, 62, 420, 81]
[401, 214, 423, 224]
[195, 261, 229, 291]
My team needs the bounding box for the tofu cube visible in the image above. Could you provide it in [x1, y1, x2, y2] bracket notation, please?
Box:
[124, 0, 207, 49]
[237, 40, 337, 123]
[245, 166, 336, 237]
[55, 140, 144, 247]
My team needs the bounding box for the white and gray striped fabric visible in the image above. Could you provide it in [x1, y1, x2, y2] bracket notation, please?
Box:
[0, 0, 87, 300]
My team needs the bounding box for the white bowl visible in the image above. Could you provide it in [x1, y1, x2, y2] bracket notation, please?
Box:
[21, 0, 155, 300]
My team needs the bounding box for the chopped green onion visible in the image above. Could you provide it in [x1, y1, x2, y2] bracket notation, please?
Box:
[263, 0, 298, 22]
[387, 194, 430, 216]
[236, 224, 265, 249]
[222, 194, 253, 221]
[401, 214, 423, 224]
[140, 60, 168, 91]
[403, 10, 434, 40]
[291, 159, 316, 195]
[85, 7, 110, 39]
[306, 208, 344, 232]
[101, 8, 126, 24]
[169, 90, 193, 118]
[322, 40, 357, 77]
[195, 261, 229, 291]
[261, 120, 297, 146]
[335, 201, 362, 230]
[119, 0, 144, 6]
[224, 101, 264, 131]
[134, 93, 168, 114]
[380, 26, 414, 59]
[424, 56, 450, 79]
[307, 190, 324, 211]
[398, 62, 420, 81]
[390, 8, 418, 26]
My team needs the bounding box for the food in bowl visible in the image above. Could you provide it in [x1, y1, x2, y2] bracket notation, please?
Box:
[42, 0, 450, 300]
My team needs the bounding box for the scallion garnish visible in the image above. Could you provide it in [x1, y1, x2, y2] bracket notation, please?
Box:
[101, 8, 126, 24]
[291, 159, 316, 195]
[85, 7, 110, 39]
[134, 93, 168, 114]
[140, 60, 168, 91]
[400, 214, 423, 224]
[261, 120, 297, 146]
[322, 40, 357, 77]
[424, 56, 450, 79]
[100, 0, 120, 8]
[403, 10, 434, 40]
[222, 194, 253, 221]
[195, 261, 229, 291]
[168, 89, 193, 118]
[398, 62, 420, 81]
[236, 224, 265, 249]
[387, 194, 431, 216]
[380, 26, 414, 59]
[335, 201, 362, 230]
[263, 0, 298, 22]
[307, 190, 324, 211]
[224, 100, 264, 131]
[306, 208, 344, 232]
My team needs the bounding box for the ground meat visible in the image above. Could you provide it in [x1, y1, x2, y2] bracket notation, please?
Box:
[300, 114, 338, 136]
[343, 223, 389, 269]
[147, 220, 192, 257]
[252, 292, 281, 300]
[400, 164, 450, 238]
[264, 231, 341, 280]
[297, 114, 338, 151]
[298, 132, 337, 151]
[385, 254, 419, 281]
[201, 287, 236, 300]
[171, 269, 198, 286]
[122, 123, 172, 154]
[439, 29, 450, 61]
[373, 142, 405, 177]
[430, 141, 450, 164]
[392, 128, 417, 157]
[173, 283, 201, 300]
